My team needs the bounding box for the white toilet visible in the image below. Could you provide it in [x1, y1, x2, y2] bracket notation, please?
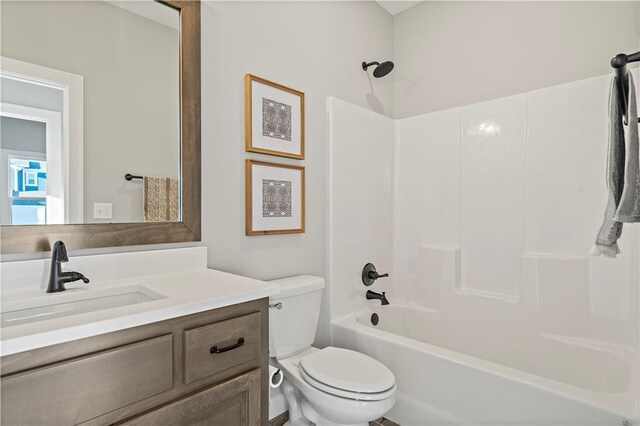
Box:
[269, 275, 396, 426]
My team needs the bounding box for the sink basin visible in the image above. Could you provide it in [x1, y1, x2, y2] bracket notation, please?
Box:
[1, 285, 166, 328]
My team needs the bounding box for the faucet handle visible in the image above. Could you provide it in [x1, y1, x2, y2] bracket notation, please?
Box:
[369, 272, 389, 280]
[71, 272, 90, 284]
[52, 240, 69, 263]
[362, 263, 389, 286]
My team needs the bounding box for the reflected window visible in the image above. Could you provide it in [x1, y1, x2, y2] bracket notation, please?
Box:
[8, 157, 47, 225]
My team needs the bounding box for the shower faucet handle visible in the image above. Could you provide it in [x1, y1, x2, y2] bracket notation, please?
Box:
[362, 263, 389, 286]
[370, 271, 389, 279]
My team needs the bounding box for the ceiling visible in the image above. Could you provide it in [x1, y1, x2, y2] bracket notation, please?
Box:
[376, 1, 423, 16]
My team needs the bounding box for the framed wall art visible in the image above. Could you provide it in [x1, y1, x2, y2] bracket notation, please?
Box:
[245, 74, 305, 159]
[245, 160, 305, 236]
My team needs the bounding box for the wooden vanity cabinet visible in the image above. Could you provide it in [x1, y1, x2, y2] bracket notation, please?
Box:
[0, 299, 268, 426]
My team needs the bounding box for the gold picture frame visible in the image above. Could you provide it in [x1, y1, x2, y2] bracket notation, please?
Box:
[245, 74, 305, 159]
[245, 160, 305, 236]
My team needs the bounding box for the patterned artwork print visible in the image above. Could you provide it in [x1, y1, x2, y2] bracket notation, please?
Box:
[262, 97, 292, 141]
[262, 179, 292, 217]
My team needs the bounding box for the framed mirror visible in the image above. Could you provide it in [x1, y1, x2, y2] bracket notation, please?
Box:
[0, 0, 200, 254]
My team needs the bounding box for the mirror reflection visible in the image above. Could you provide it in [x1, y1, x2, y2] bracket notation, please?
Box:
[0, 0, 180, 225]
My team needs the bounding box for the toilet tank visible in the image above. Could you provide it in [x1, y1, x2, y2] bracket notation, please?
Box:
[268, 275, 325, 358]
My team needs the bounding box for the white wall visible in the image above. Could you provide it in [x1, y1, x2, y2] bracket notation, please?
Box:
[392, 1, 640, 118]
[327, 97, 394, 323]
[1, 1, 180, 223]
[201, 1, 394, 346]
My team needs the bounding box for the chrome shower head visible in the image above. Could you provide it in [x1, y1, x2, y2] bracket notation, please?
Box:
[362, 60, 395, 78]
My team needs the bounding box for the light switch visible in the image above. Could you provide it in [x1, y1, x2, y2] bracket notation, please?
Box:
[94, 203, 113, 219]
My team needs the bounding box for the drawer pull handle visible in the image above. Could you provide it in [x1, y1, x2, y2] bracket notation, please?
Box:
[210, 338, 245, 354]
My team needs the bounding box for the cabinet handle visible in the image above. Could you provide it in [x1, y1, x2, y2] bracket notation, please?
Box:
[210, 338, 245, 354]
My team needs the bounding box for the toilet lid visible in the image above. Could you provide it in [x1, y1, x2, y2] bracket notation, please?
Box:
[299, 347, 395, 394]
[299, 367, 396, 401]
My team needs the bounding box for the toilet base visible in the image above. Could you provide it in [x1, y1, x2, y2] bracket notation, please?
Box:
[280, 377, 369, 426]
[283, 418, 311, 426]
[283, 420, 366, 426]
[301, 399, 368, 426]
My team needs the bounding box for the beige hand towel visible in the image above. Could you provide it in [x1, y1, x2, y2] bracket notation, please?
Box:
[143, 177, 179, 222]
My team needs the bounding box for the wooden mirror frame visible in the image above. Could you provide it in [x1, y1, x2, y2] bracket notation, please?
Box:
[0, 0, 201, 254]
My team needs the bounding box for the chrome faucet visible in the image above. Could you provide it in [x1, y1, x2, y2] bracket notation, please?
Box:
[366, 290, 390, 306]
[47, 241, 90, 293]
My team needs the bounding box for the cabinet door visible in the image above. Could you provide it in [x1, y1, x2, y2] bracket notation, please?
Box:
[2, 334, 173, 425]
[120, 369, 261, 426]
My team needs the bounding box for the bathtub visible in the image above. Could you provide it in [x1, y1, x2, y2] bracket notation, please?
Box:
[332, 304, 638, 426]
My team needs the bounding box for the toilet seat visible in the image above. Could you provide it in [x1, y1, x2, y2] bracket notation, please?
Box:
[298, 347, 396, 401]
[300, 366, 396, 401]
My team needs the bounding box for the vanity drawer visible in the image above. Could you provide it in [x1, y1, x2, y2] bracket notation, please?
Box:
[1, 334, 173, 425]
[183, 312, 261, 384]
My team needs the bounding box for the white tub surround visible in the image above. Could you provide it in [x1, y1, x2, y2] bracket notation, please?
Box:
[0, 247, 280, 356]
[327, 97, 395, 324]
[328, 72, 640, 424]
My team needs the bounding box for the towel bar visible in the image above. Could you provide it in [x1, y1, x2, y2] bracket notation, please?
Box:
[611, 51, 640, 125]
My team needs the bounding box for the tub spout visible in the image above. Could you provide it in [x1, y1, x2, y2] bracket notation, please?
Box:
[366, 290, 390, 305]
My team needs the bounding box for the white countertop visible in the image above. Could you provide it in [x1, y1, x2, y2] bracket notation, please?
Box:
[0, 268, 280, 357]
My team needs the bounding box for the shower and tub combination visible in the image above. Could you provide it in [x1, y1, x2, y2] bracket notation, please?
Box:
[327, 55, 640, 424]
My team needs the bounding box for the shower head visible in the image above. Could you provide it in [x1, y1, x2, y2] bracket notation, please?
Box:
[362, 60, 394, 78]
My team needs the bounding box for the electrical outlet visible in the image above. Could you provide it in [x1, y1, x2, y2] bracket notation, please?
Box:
[93, 203, 113, 219]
